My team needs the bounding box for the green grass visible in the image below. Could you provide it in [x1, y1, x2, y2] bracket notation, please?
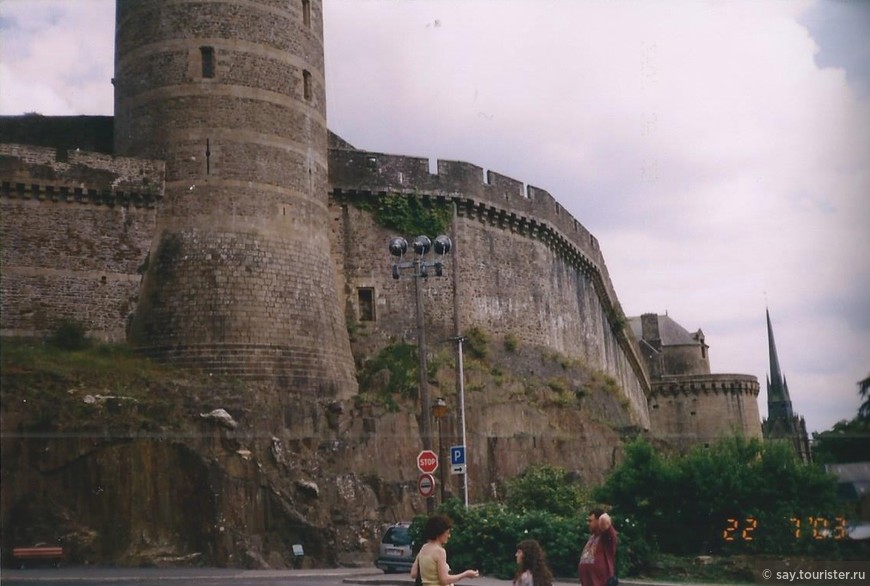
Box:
[1, 338, 188, 434]
[2, 339, 174, 388]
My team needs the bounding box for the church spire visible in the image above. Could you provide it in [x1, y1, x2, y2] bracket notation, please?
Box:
[763, 309, 810, 462]
[766, 308, 792, 407]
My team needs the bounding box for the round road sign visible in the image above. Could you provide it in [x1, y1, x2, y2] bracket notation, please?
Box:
[418, 473, 436, 498]
[417, 449, 439, 474]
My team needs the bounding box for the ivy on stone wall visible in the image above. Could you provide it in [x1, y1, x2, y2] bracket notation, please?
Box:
[352, 193, 451, 237]
[356, 343, 419, 409]
[463, 326, 489, 360]
[609, 306, 628, 334]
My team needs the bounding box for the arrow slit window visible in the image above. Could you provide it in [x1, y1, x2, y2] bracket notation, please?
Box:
[200, 46, 215, 79]
[302, 0, 311, 28]
[303, 70, 312, 101]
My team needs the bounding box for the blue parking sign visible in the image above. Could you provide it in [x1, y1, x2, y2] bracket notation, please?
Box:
[450, 445, 466, 466]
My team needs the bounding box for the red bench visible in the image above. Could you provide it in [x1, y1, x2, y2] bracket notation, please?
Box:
[12, 545, 65, 566]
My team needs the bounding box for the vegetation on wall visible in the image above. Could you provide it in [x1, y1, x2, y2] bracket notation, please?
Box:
[463, 326, 489, 360]
[608, 305, 627, 334]
[351, 193, 452, 237]
[0, 335, 186, 434]
[355, 343, 420, 410]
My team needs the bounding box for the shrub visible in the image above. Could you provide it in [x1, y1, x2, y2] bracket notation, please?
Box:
[464, 327, 489, 360]
[46, 319, 91, 351]
[594, 437, 847, 560]
[357, 343, 418, 399]
[506, 465, 589, 517]
[431, 499, 587, 579]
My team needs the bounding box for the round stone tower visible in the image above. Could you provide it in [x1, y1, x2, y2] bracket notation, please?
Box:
[114, 0, 356, 397]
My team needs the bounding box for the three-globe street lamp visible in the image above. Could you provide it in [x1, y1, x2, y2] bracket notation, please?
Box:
[389, 234, 452, 515]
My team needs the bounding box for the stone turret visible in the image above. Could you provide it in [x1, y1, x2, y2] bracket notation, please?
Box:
[114, 0, 356, 396]
[630, 312, 761, 451]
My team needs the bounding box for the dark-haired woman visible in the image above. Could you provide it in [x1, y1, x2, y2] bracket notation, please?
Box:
[410, 514, 479, 585]
[514, 539, 554, 586]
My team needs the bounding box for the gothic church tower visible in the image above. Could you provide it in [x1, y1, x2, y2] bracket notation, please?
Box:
[762, 309, 811, 461]
[114, 0, 356, 398]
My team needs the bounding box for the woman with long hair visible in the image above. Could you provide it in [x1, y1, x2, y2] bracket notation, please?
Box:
[514, 539, 554, 586]
[410, 514, 479, 585]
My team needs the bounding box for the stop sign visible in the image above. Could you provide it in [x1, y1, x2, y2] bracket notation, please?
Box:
[417, 449, 439, 474]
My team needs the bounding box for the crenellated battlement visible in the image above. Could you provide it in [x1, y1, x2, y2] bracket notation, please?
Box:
[0, 143, 163, 207]
[328, 148, 617, 302]
[329, 148, 603, 266]
[652, 374, 761, 397]
[649, 373, 762, 450]
[329, 146, 647, 392]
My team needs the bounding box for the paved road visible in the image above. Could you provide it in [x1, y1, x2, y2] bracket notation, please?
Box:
[0, 567, 537, 586]
[0, 566, 740, 586]
[0, 567, 380, 586]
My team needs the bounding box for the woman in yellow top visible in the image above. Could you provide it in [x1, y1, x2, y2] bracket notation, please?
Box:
[410, 514, 480, 586]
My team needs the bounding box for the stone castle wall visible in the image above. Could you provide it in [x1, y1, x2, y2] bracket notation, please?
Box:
[648, 373, 761, 450]
[0, 143, 162, 341]
[328, 147, 650, 428]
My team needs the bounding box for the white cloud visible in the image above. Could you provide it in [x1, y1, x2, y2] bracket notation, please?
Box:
[0, 0, 115, 115]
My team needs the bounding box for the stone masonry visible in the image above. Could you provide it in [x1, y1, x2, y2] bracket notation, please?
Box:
[114, 0, 357, 397]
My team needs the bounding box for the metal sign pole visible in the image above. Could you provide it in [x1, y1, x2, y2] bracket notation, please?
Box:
[457, 337, 468, 508]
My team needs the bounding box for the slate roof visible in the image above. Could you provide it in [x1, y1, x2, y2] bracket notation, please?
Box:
[628, 314, 701, 346]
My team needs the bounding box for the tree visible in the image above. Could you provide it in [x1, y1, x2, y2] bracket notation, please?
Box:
[813, 375, 870, 464]
[858, 374, 870, 422]
[812, 418, 870, 464]
[595, 436, 843, 556]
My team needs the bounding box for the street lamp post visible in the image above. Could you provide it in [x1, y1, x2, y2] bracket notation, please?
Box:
[389, 234, 452, 515]
[431, 397, 449, 503]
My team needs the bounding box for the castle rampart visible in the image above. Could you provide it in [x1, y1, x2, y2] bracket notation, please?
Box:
[329, 150, 607, 268]
[649, 373, 761, 450]
[0, 144, 163, 341]
[328, 147, 651, 428]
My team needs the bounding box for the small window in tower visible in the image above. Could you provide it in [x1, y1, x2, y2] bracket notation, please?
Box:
[302, 0, 311, 28]
[303, 69, 312, 100]
[201, 46, 215, 78]
[358, 288, 375, 322]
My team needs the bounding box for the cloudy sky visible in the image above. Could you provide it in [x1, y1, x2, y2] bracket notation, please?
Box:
[1, 0, 868, 434]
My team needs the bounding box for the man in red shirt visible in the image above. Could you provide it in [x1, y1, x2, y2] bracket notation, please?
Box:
[578, 508, 617, 586]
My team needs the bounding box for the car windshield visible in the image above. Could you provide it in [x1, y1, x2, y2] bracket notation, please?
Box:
[383, 527, 410, 546]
